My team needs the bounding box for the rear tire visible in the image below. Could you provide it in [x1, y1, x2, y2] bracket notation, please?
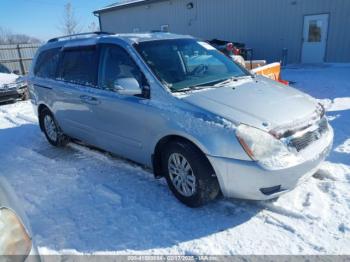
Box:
[40, 108, 68, 147]
[162, 140, 220, 207]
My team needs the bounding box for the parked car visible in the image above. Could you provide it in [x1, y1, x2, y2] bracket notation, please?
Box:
[0, 177, 40, 260]
[28, 32, 333, 207]
[0, 64, 28, 103]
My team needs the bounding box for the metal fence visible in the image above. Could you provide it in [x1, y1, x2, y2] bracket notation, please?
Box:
[0, 43, 41, 75]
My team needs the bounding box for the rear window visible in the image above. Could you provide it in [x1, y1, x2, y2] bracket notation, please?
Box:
[57, 47, 98, 87]
[0, 64, 11, 74]
[34, 48, 60, 79]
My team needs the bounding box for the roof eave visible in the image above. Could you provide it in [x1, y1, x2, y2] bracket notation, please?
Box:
[93, 0, 163, 14]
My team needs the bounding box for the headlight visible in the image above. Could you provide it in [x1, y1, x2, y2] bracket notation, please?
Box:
[16, 81, 27, 89]
[15, 77, 27, 89]
[235, 124, 298, 170]
[0, 207, 32, 257]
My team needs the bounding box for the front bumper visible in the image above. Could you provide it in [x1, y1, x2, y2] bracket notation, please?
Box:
[208, 126, 334, 200]
[0, 87, 26, 103]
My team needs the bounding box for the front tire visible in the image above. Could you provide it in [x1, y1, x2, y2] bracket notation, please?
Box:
[162, 140, 220, 207]
[40, 108, 68, 147]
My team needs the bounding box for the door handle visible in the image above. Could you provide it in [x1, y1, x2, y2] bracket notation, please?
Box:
[80, 95, 100, 105]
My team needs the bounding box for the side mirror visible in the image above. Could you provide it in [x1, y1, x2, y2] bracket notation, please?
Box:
[12, 70, 20, 75]
[113, 77, 142, 96]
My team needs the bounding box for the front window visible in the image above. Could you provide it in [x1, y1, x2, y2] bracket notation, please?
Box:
[99, 44, 143, 91]
[135, 39, 248, 92]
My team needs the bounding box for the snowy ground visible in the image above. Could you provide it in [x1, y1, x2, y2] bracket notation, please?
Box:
[0, 64, 349, 255]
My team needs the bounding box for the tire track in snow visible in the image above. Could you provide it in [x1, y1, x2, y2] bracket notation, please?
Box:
[262, 214, 326, 252]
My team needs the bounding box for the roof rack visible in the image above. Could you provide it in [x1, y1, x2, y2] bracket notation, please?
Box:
[47, 31, 113, 43]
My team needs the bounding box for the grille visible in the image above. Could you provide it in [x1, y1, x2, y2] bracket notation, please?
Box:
[0, 88, 17, 93]
[288, 119, 328, 152]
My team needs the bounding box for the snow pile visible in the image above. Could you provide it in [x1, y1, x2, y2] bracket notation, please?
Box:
[0, 63, 349, 255]
[335, 139, 350, 154]
[329, 97, 350, 112]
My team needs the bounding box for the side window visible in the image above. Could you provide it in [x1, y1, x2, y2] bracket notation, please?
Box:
[34, 48, 60, 79]
[58, 47, 98, 87]
[99, 45, 143, 91]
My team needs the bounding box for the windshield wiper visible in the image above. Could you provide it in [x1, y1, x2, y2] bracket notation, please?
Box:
[214, 75, 252, 87]
[172, 76, 250, 93]
[170, 87, 193, 93]
[213, 77, 236, 87]
[185, 77, 236, 91]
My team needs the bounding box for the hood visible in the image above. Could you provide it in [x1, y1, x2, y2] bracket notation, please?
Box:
[181, 76, 319, 130]
[0, 72, 19, 88]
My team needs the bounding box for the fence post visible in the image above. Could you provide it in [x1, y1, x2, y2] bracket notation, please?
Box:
[281, 48, 288, 67]
[16, 44, 26, 75]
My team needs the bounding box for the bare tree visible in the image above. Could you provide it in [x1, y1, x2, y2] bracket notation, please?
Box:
[59, 2, 81, 35]
[87, 21, 99, 32]
[0, 26, 41, 44]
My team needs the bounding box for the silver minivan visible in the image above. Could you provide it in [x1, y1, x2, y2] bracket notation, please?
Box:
[28, 32, 333, 207]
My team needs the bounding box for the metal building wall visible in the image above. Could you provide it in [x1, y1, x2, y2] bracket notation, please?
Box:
[98, 0, 350, 63]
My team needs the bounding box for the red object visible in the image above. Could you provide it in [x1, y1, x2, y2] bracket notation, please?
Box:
[226, 43, 234, 52]
[233, 47, 240, 55]
[278, 79, 289, 85]
[226, 43, 240, 56]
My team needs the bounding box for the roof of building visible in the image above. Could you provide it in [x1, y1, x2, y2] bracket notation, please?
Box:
[94, 0, 164, 14]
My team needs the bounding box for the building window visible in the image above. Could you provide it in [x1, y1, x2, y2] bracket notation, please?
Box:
[308, 20, 322, 42]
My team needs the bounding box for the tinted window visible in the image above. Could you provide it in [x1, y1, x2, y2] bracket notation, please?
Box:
[0, 64, 11, 74]
[99, 45, 143, 91]
[34, 48, 60, 78]
[58, 47, 98, 86]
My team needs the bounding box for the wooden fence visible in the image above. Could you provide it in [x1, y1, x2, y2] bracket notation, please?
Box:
[0, 43, 41, 75]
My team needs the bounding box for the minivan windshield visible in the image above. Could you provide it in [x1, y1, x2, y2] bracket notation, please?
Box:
[135, 39, 249, 92]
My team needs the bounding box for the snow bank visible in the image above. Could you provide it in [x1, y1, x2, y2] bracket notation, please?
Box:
[335, 138, 350, 154]
[329, 97, 350, 112]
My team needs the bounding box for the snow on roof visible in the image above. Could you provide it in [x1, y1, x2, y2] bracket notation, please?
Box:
[94, 0, 162, 14]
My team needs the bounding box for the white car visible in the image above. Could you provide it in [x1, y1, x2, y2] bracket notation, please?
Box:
[0, 64, 28, 103]
[0, 177, 40, 261]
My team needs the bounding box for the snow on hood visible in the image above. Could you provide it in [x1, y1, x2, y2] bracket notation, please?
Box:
[0, 72, 19, 88]
[182, 76, 319, 130]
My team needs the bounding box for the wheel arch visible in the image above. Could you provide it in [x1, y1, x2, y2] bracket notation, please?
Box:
[152, 134, 213, 179]
[37, 103, 51, 131]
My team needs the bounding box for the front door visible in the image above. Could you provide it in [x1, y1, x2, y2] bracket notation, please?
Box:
[301, 14, 329, 63]
[90, 44, 153, 165]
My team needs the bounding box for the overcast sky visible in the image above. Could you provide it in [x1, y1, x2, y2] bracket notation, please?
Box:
[0, 0, 116, 41]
